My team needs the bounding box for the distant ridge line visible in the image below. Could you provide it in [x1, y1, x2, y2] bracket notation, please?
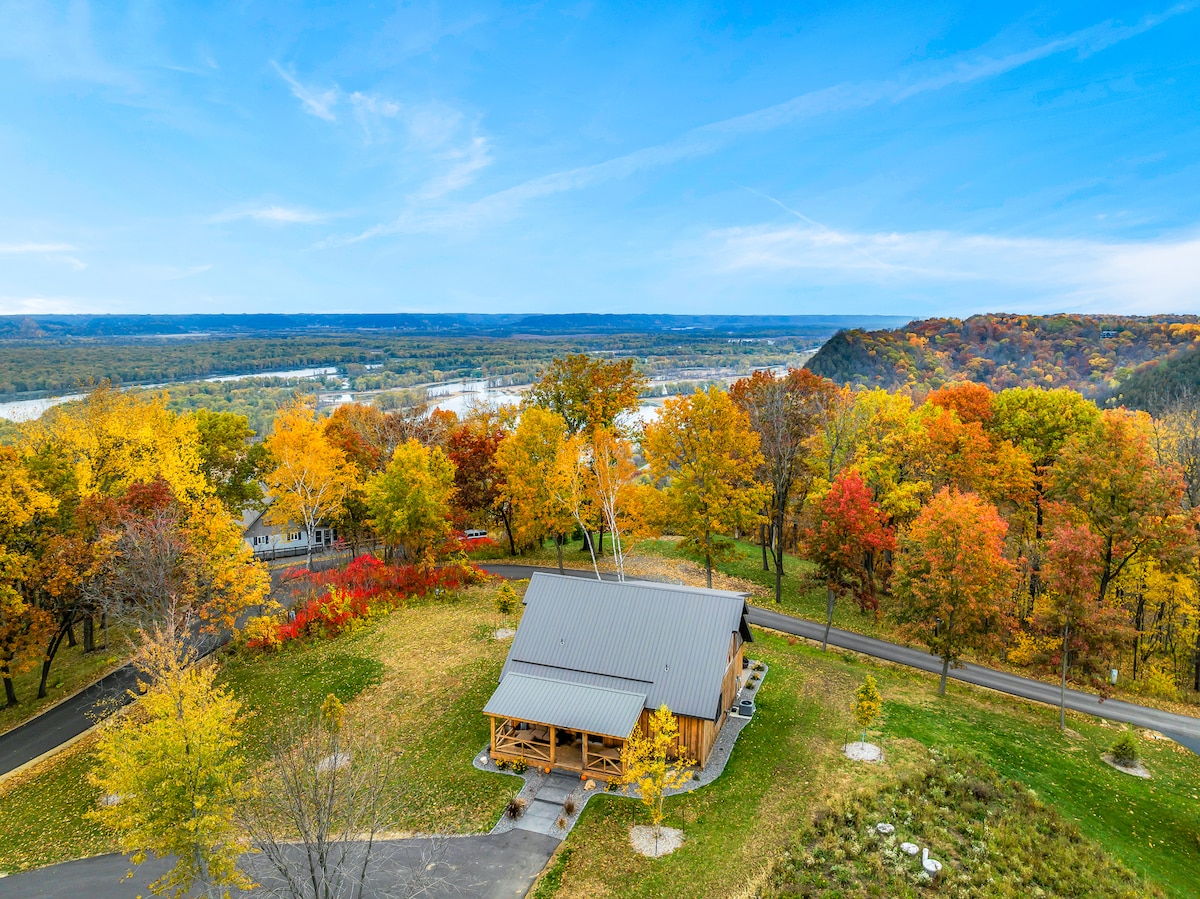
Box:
[0, 312, 912, 340]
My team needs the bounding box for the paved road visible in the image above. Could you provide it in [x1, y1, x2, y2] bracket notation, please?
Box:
[481, 563, 1200, 755]
[0, 560, 322, 778]
[0, 830, 559, 899]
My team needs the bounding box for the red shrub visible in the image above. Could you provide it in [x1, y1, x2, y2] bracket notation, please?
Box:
[250, 555, 490, 651]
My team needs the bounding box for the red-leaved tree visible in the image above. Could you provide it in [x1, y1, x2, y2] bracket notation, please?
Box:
[801, 470, 895, 651]
[1034, 524, 1133, 729]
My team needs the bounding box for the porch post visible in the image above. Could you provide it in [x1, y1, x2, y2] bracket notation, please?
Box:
[549, 726, 556, 767]
[489, 716, 496, 754]
[582, 732, 589, 774]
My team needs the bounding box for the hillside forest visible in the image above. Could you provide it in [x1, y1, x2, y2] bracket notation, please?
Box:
[4, 353, 1200, 719]
[808, 313, 1200, 401]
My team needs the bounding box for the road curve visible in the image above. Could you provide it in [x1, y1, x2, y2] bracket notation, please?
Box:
[479, 563, 1200, 755]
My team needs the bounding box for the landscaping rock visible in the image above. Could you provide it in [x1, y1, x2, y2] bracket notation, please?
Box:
[630, 825, 684, 858]
[843, 741, 883, 763]
[1101, 753, 1151, 779]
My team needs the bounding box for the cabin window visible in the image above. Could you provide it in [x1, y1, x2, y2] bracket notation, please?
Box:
[286, 530, 302, 542]
[252, 535, 269, 546]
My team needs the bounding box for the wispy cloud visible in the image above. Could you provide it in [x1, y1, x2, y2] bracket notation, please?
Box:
[343, 2, 1196, 242]
[701, 220, 1200, 313]
[272, 61, 338, 120]
[0, 242, 86, 270]
[0, 295, 95, 315]
[209, 205, 326, 224]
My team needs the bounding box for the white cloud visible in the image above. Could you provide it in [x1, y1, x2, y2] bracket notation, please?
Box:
[272, 61, 338, 121]
[158, 263, 213, 281]
[701, 221, 1200, 313]
[210, 205, 326, 224]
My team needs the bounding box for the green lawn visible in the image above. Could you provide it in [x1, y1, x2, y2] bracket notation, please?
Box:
[0, 584, 519, 873]
[886, 688, 1200, 895]
[534, 635, 1200, 899]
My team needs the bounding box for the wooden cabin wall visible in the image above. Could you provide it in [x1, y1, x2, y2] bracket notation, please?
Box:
[637, 709, 717, 767]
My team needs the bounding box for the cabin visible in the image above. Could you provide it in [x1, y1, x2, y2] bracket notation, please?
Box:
[483, 573, 753, 780]
[241, 500, 336, 560]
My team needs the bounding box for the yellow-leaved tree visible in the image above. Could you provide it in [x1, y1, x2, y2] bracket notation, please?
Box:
[853, 674, 882, 745]
[264, 400, 355, 568]
[0, 447, 56, 707]
[496, 407, 573, 554]
[620, 704, 694, 844]
[89, 641, 250, 899]
[23, 384, 207, 503]
[644, 387, 768, 587]
[366, 438, 457, 564]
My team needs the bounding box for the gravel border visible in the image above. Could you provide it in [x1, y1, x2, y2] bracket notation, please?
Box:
[472, 659, 768, 836]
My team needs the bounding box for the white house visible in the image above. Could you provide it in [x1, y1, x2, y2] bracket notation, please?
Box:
[241, 499, 336, 559]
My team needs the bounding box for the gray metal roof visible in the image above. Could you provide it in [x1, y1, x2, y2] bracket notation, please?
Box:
[483, 673, 647, 739]
[497, 573, 752, 722]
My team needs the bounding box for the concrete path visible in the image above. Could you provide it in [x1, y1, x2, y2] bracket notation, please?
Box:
[0, 830, 559, 899]
[514, 771, 579, 837]
[479, 563, 1200, 755]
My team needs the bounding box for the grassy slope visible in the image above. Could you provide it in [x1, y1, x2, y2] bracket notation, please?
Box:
[538, 635, 1200, 899]
[0, 583, 518, 873]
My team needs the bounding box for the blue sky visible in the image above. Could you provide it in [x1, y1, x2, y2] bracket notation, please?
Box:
[1, 1, 1198, 318]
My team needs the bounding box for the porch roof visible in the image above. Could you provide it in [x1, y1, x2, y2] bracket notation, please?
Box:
[483, 673, 646, 740]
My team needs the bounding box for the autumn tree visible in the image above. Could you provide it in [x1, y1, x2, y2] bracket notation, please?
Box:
[801, 469, 895, 650]
[447, 408, 516, 552]
[0, 447, 56, 706]
[526, 354, 647, 436]
[23, 383, 207, 504]
[731, 369, 833, 601]
[89, 641, 250, 899]
[892, 488, 1017, 695]
[644, 387, 767, 588]
[852, 674, 882, 745]
[1033, 524, 1133, 729]
[620, 704, 694, 846]
[189, 409, 267, 516]
[1049, 410, 1193, 604]
[496, 407, 573, 554]
[264, 400, 355, 568]
[366, 439, 456, 564]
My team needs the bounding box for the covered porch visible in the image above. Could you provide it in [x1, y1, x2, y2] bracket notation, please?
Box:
[488, 718, 625, 779]
[483, 672, 646, 781]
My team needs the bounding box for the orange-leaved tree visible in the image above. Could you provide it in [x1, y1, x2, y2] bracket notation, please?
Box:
[264, 400, 355, 568]
[1050, 409, 1194, 605]
[801, 469, 894, 651]
[644, 387, 767, 588]
[892, 488, 1016, 694]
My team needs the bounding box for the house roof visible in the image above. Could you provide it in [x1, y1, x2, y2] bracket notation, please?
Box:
[496, 573, 752, 722]
[483, 673, 647, 739]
